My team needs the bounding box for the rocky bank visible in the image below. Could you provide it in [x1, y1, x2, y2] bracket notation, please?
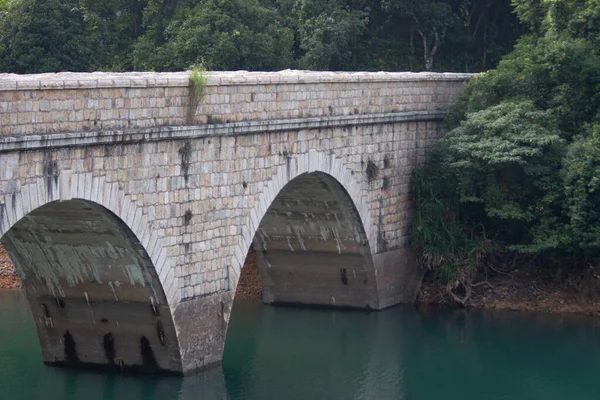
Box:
[417, 267, 600, 316]
[0, 245, 20, 289]
[234, 249, 262, 300]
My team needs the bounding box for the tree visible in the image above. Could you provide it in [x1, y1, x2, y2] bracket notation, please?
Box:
[562, 124, 600, 255]
[412, 0, 600, 285]
[0, 0, 524, 73]
[133, 0, 293, 71]
[290, 0, 368, 70]
[0, 0, 91, 73]
[79, 0, 148, 71]
[382, 0, 457, 70]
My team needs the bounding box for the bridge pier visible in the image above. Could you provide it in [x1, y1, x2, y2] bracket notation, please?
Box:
[172, 291, 233, 374]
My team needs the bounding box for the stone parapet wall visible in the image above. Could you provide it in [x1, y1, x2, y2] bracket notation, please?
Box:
[0, 70, 471, 137]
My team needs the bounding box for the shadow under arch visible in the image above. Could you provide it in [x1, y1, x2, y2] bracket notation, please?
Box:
[230, 149, 424, 313]
[0, 199, 183, 375]
[251, 171, 378, 309]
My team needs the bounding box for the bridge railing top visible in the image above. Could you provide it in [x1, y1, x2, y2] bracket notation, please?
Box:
[0, 70, 474, 91]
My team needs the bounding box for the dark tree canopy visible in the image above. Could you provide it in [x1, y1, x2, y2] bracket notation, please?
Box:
[0, 0, 523, 73]
[0, 0, 90, 73]
[412, 0, 600, 286]
[133, 0, 294, 71]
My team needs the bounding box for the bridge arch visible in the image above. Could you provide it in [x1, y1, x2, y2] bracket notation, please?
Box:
[0, 174, 183, 374]
[231, 150, 381, 309]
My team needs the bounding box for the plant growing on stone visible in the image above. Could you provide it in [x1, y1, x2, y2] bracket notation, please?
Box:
[188, 64, 208, 124]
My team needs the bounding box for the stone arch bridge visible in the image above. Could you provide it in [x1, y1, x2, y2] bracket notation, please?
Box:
[0, 70, 469, 375]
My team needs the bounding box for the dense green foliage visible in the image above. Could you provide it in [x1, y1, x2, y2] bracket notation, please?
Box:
[133, 0, 294, 71]
[0, 0, 90, 73]
[0, 0, 523, 73]
[412, 0, 600, 287]
[80, 0, 147, 71]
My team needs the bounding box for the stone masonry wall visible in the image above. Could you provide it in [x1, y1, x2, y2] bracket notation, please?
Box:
[0, 70, 470, 137]
[0, 70, 471, 373]
[1, 120, 445, 300]
[1, 119, 447, 372]
[0, 72, 471, 305]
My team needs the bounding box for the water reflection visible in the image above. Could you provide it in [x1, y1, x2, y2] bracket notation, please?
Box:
[1, 291, 600, 399]
[222, 301, 406, 399]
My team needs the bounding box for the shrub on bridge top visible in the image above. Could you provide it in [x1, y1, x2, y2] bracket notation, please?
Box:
[412, 0, 600, 287]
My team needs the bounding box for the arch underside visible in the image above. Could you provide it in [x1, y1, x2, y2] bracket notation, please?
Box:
[0, 200, 182, 374]
[253, 172, 379, 309]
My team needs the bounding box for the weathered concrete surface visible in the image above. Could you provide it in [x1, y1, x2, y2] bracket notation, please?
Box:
[254, 172, 378, 309]
[1, 200, 181, 374]
[373, 247, 425, 309]
[0, 70, 471, 374]
[173, 291, 232, 373]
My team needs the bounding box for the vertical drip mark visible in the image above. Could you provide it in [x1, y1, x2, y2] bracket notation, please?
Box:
[220, 301, 226, 342]
[293, 226, 307, 251]
[0, 203, 5, 233]
[140, 336, 158, 371]
[103, 333, 116, 364]
[286, 236, 294, 251]
[331, 227, 343, 254]
[340, 268, 348, 285]
[377, 196, 387, 252]
[64, 330, 79, 364]
[108, 282, 119, 301]
[156, 320, 166, 346]
[150, 296, 160, 316]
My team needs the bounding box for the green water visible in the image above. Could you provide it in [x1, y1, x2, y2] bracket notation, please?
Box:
[1, 291, 600, 400]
